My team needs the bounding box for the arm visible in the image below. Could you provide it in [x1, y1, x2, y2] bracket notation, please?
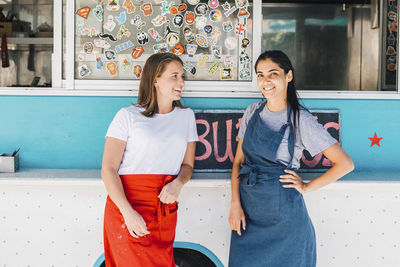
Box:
[101, 137, 150, 237]
[280, 143, 354, 194]
[229, 139, 246, 235]
[158, 141, 196, 204]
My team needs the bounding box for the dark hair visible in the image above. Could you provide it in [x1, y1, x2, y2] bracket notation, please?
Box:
[255, 50, 303, 129]
[137, 53, 185, 117]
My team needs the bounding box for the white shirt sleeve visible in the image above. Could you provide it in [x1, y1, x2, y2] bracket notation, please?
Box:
[105, 108, 130, 142]
[188, 109, 199, 142]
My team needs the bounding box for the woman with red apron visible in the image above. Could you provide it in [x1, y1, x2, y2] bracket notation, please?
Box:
[101, 53, 198, 267]
[229, 50, 354, 266]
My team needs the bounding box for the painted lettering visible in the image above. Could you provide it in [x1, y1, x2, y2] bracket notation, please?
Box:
[213, 120, 234, 162]
[195, 119, 212, 160]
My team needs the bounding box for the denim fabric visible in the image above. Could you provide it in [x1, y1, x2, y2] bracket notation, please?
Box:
[229, 102, 316, 267]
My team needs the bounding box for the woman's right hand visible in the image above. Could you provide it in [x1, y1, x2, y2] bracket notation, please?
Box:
[229, 202, 246, 236]
[120, 207, 150, 238]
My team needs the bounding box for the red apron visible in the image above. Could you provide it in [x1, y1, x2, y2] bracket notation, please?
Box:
[104, 174, 178, 267]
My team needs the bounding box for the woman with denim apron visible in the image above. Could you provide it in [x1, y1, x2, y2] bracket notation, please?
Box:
[229, 51, 354, 267]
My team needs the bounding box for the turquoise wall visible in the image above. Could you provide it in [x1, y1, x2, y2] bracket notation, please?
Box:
[0, 96, 399, 174]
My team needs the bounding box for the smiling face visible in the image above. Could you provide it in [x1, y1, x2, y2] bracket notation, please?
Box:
[256, 58, 293, 103]
[154, 60, 185, 103]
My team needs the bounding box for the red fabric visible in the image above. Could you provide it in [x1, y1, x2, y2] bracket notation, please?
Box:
[104, 174, 178, 267]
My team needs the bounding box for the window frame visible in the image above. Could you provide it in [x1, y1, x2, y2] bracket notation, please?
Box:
[0, 0, 399, 99]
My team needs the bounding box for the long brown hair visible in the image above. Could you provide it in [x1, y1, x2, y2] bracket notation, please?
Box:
[137, 53, 185, 117]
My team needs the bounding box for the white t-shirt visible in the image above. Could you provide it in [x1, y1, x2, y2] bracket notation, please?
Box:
[106, 105, 198, 175]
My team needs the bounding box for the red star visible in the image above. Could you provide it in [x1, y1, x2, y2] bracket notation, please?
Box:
[368, 132, 383, 147]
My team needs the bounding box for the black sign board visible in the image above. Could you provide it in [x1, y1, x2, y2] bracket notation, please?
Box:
[194, 109, 340, 172]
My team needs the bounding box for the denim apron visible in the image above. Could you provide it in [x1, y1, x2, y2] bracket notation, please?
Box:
[229, 102, 316, 267]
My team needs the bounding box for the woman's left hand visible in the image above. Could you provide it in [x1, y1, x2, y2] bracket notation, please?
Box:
[279, 169, 308, 194]
[158, 179, 184, 204]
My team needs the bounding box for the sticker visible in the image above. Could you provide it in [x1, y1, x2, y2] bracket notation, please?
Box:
[221, 67, 233, 79]
[76, 7, 90, 19]
[195, 3, 209, 16]
[235, 23, 246, 35]
[83, 42, 94, 54]
[224, 36, 237, 50]
[105, 50, 116, 60]
[173, 14, 184, 27]
[115, 40, 134, 53]
[207, 61, 220, 74]
[96, 56, 104, 70]
[93, 5, 104, 21]
[196, 34, 208, 48]
[117, 25, 131, 39]
[187, 0, 200, 5]
[116, 11, 127, 24]
[387, 63, 396, 71]
[209, 10, 222, 22]
[99, 33, 118, 42]
[183, 62, 196, 75]
[78, 64, 90, 77]
[208, 0, 219, 9]
[224, 55, 234, 67]
[239, 68, 251, 80]
[141, 3, 153, 16]
[131, 15, 146, 30]
[133, 65, 142, 78]
[239, 50, 250, 65]
[186, 44, 198, 57]
[137, 31, 149, 45]
[388, 34, 396, 46]
[148, 28, 162, 41]
[104, 15, 116, 32]
[107, 0, 120, 11]
[152, 15, 167, 26]
[211, 45, 222, 59]
[224, 6, 236, 17]
[204, 25, 213, 35]
[166, 32, 180, 46]
[131, 46, 144, 59]
[237, 7, 250, 19]
[170, 6, 179, 15]
[199, 55, 209, 66]
[123, 0, 136, 14]
[235, 0, 248, 8]
[221, 1, 231, 11]
[94, 39, 111, 49]
[160, 0, 172, 16]
[183, 26, 195, 42]
[106, 62, 117, 75]
[77, 54, 85, 61]
[241, 38, 250, 49]
[153, 43, 169, 53]
[195, 16, 208, 30]
[388, 11, 397, 20]
[178, 3, 187, 12]
[185, 11, 195, 24]
[222, 21, 233, 32]
[166, 32, 180, 47]
[82, 27, 98, 37]
[119, 57, 132, 71]
[173, 43, 185, 55]
[387, 46, 396, 55]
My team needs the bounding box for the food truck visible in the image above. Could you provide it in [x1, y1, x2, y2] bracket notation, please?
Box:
[0, 0, 399, 266]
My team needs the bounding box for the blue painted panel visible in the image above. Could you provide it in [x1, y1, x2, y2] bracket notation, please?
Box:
[0, 96, 399, 176]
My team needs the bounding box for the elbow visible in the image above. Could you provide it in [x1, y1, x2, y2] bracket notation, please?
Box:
[343, 157, 355, 174]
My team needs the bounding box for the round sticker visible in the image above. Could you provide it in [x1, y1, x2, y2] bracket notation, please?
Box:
[188, 0, 200, 5]
[209, 10, 222, 22]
